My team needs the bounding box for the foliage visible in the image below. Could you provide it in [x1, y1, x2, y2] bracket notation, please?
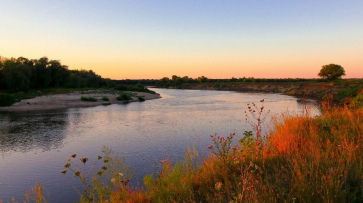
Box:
[337, 87, 358, 99]
[0, 56, 109, 92]
[318, 64, 346, 80]
[80, 96, 97, 102]
[0, 93, 16, 106]
[116, 92, 131, 102]
[350, 94, 363, 107]
[114, 83, 156, 94]
[137, 96, 145, 102]
[101, 96, 109, 101]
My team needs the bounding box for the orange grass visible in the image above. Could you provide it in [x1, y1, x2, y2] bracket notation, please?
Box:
[114, 105, 362, 203]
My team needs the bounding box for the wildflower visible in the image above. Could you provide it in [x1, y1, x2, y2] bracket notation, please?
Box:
[208, 145, 212, 149]
[101, 166, 107, 170]
[60, 170, 67, 174]
[111, 178, 116, 183]
[80, 158, 88, 164]
[97, 156, 102, 160]
[71, 154, 76, 158]
[66, 158, 71, 162]
[232, 156, 235, 159]
[356, 146, 359, 148]
[232, 147, 236, 150]
[64, 163, 71, 168]
[74, 171, 81, 177]
[103, 159, 109, 163]
[97, 171, 103, 176]
[338, 145, 341, 147]
[119, 173, 124, 177]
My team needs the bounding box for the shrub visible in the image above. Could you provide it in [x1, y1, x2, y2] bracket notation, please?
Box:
[137, 96, 145, 102]
[102, 102, 111, 106]
[80, 96, 97, 102]
[337, 88, 357, 99]
[101, 96, 109, 101]
[350, 94, 363, 107]
[114, 85, 128, 91]
[0, 93, 16, 106]
[116, 92, 131, 102]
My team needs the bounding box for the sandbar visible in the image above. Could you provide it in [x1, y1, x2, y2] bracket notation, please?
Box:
[0, 91, 161, 112]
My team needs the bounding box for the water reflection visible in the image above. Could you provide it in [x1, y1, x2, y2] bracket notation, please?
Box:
[0, 111, 68, 155]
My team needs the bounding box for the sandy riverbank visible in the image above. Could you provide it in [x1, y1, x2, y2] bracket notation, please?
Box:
[0, 91, 161, 112]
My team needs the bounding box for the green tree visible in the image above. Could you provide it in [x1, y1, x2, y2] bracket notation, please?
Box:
[197, 76, 208, 83]
[318, 64, 345, 80]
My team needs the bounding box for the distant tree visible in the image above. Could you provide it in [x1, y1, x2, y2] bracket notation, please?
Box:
[318, 64, 345, 80]
[197, 76, 208, 83]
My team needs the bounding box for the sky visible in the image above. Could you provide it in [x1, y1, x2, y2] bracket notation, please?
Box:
[0, 1, 362, 80]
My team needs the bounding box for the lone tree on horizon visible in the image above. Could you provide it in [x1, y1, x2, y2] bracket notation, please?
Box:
[318, 64, 346, 80]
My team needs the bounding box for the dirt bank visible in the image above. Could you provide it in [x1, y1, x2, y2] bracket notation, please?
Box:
[0, 91, 161, 112]
[181, 82, 344, 100]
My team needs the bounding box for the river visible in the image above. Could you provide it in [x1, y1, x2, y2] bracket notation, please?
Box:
[0, 88, 319, 202]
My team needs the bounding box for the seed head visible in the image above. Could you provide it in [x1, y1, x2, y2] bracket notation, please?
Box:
[80, 158, 88, 164]
[74, 171, 81, 177]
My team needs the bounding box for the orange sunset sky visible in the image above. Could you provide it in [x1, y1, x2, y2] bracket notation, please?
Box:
[1, 1, 362, 79]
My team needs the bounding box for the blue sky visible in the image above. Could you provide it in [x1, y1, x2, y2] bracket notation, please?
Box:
[1, 1, 362, 79]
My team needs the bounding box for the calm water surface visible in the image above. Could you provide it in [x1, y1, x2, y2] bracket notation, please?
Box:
[0, 89, 319, 202]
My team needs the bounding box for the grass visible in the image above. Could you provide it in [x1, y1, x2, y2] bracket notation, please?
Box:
[7, 99, 363, 203]
[131, 104, 362, 203]
[80, 96, 97, 102]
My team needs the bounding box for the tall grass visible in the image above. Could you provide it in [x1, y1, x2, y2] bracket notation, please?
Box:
[122, 103, 363, 202]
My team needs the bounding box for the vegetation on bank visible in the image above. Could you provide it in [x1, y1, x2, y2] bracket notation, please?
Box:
[0, 56, 157, 107]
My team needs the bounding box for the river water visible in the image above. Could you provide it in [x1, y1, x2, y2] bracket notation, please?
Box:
[0, 89, 319, 202]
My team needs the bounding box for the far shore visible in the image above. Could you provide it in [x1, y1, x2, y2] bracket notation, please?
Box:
[0, 90, 161, 112]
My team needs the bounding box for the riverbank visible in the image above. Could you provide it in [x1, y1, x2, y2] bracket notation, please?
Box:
[179, 82, 342, 99]
[0, 90, 161, 112]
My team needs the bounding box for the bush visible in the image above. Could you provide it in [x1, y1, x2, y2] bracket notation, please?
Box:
[0, 93, 16, 106]
[114, 85, 128, 91]
[138, 96, 145, 102]
[116, 92, 131, 102]
[350, 94, 363, 107]
[101, 96, 109, 101]
[337, 88, 357, 99]
[80, 96, 97, 102]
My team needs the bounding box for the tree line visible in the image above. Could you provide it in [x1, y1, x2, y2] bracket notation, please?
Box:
[156, 75, 330, 88]
[0, 56, 114, 92]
